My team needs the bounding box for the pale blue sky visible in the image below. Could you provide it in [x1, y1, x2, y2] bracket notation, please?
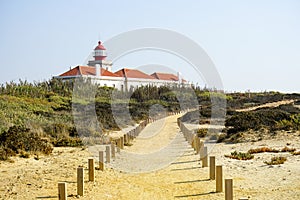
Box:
[0, 0, 299, 92]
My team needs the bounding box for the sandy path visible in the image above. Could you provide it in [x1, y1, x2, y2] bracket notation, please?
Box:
[109, 115, 192, 173]
[236, 99, 295, 112]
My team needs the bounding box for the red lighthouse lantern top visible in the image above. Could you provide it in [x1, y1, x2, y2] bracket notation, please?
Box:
[94, 41, 107, 60]
[94, 41, 106, 50]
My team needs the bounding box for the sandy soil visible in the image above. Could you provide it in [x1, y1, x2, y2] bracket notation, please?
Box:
[1, 115, 300, 199]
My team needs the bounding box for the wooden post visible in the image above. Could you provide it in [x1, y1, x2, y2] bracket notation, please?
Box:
[130, 131, 133, 140]
[199, 141, 204, 156]
[216, 165, 223, 192]
[118, 138, 122, 148]
[88, 158, 95, 182]
[225, 179, 233, 200]
[99, 151, 104, 171]
[111, 143, 116, 158]
[124, 134, 128, 144]
[127, 133, 131, 143]
[195, 137, 200, 154]
[58, 182, 67, 200]
[105, 146, 111, 163]
[201, 147, 208, 167]
[120, 136, 124, 149]
[77, 167, 84, 196]
[192, 135, 197, 151]
[209, 156, 215, 180]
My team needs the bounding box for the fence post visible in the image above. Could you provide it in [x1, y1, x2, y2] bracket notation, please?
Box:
[58, 182, 67, 200]
[225, 179, 233, 200]
[77, 167, 84, 196]
[88, 158, 95, 182]
[196, 137, 201, 154]
[209, 156, 215, 180]
[192, 135, 197, 151]
[216, 165, 223, 192]
[120, 136, 124, 149]
[111, 143, 116, 158]
[99, 151, 104, 171]
[106, 146, 111, 163]
[201, 146, 208, 167]
[124, 134, 128, 145]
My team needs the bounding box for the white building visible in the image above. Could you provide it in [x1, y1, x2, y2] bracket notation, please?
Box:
[56, 41, 188, 91]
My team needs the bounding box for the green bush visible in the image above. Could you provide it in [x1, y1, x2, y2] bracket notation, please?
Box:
[0, 146, 16, 161]
[52, 137, 83, 147]
[226, 108, 291, 134]
[225, 151, 254, 160]
[264, 156, 287, 165]
[0, 126, 53, 159]
[197, 129, 208, 137]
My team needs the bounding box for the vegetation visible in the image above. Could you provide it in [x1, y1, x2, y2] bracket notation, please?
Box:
[247, 146, 296, 154]
[0, 126, 53, 160]
[226, 92, 300, 110]
[0, 78, 209, 160]
[248, 147, 280, 154]
[220, 104, 300, 143]
[292, 151, 300, 155]
[225, 151, 254, 160]
[1, 77, 300, 160]
[264, 156, 287, 165]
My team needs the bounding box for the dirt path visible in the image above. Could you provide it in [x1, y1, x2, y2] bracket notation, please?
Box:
[236, 99, 295, 112]
[109, 115, 195, 173]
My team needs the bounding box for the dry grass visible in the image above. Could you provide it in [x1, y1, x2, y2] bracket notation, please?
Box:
[281, 146, 296, 152]
[248, 147, 279, 154]
[225, 151, 254, 160]
[248, 146, 297, 155]
[264, 156, 287, 165]
[292, 151, 300, 155]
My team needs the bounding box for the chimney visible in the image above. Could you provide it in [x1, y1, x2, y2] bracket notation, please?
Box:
[95, 64, 101, 77]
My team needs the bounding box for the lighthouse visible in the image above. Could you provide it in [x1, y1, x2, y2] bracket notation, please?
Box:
[88, 41, 113, 72]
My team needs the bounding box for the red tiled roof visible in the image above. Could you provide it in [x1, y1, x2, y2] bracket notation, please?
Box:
[59, 67, 81, 76]
[115, 68, 155, 79]
[59, 66, 120, 77]
[151, 72, 179, 81]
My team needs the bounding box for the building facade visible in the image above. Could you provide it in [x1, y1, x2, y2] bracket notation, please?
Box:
[55, 41, 188, 91]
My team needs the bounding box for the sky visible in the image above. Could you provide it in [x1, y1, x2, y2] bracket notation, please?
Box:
[0, 0, 299, 93]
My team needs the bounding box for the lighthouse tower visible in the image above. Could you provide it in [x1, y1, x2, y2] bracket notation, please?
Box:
[88, 41, 113, 72]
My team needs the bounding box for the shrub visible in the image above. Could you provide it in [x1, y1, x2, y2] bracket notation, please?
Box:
[216, 133, 227, 143]
[281, 146, 296, 152]
[226, 109, 291, 134]
[0, 146, 16, 161]
[197, 129, 208, 137]
[19, 151, 30, 158]
[292, 151, 300, 155]
[0, 126, 53, 159]
[52, 137, 83, 147]
[264, 156, 287, 165]
[248, 147, 279, 154]
[225, 151, 254, 160]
